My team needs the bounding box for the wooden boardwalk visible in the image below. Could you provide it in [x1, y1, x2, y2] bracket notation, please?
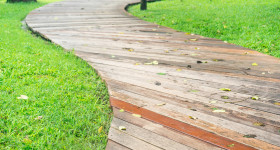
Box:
[26, 0, 280, 149]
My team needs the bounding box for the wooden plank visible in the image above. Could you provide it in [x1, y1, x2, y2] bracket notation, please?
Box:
[106, 140, 131, 150]
[113, 107, 222, 150]
[108, 126, 163, 150]
[110, 117, 195, 150]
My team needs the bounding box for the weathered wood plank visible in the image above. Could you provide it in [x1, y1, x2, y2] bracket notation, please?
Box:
[113, 107, 222, 150]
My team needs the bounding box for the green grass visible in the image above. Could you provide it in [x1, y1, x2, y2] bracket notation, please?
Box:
[0, 0, 112, 149]
[128, 0, 280, 58]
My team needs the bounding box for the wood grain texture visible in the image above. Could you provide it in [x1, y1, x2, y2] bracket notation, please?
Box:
[26, 0, 280, 149]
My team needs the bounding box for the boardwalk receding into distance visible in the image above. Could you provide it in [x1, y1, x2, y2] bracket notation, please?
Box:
[25, 0, 280, 149]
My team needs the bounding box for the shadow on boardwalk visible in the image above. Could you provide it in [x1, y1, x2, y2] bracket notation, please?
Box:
[26, 0, 280, 149]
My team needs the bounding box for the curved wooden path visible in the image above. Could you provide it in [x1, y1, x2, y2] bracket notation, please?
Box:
[26, 0, 280, 149]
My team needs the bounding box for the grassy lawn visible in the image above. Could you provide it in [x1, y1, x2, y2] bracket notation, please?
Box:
[0, 0, 112, 149]
[128, 0, 280, 58]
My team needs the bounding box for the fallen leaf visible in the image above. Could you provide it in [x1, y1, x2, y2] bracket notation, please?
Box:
[223, 25, 227, 29]
[35, 116, 43, 120]
[176, 69, 182, 72]
[189, 116, 197, 120]
[119, 126, 126, 131]
[23, 137, 32, 144]
[155, 81, 161, 86]
[17, 95, 28, 100]
[224, 41, 228, 43]
[145, 61, 158, 65]
[212, 109, 226, 113]
[191, 53, 198, 56]
[212, 59, 219, 62]
[185, 32, 191, 35]
[190, 108, 197, 111]
[227, 144, 235, 147]
[132, 114, 141, 118]
[190, 38, 198, 41]
[189, 89, 199, 92]
[197, 61, 203, 64]
[122, 48, 134, 52]
[252, 63, 258, 66]
[244, 52, 250, 55]
[210, 100, 217, 104]
[157, 73, 166, 75]
[98, 126, 103, 133]
[264, 49, 269, 52]
[253, 122, 265, 127]
[119, 109, 124, 112]
[221, 96, 229, 99]
[171, 49, 178, 52]
[195, 47, 200, 50]
[152, 29, 157, 31]
[251, 96, 259, 100]
[157, 103, 166, 106]
[274, 102, 280, 106]
[134, 63, 141, 65]
[111, 55, 115, 58]
[164, 50, 169, 53]
[243, 134, 257, 138]
[220, 88, 231, 91]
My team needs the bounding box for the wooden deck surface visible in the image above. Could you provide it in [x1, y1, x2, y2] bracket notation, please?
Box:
[25, 0, 280, 149]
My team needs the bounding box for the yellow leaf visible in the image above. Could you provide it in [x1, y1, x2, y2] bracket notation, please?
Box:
[220, 88, 231, 91]
[189, 116, 197, 120]
[185, 32, 191, 35]
[243, 52, 250, 55]
[264, 49, 268, 52]
[227, 144, 234, 147]
[98, 126, 103, 133]
[119, 109, 124, 112]
[164, 50, 169, 53]
[251, 96, 259, 100]
[118, 126, 126, 131]
[195, 47, 200, 50]
[134, 63, 141, 65]
[190, 38, 198, 41]
[176, 69, 182, 72]
[274, 102, 280, 106]
[128, 49, 134, 52]
[253, 122, 265, 127]
[132, 114, 141, 118]
[252, 63, 258, 66]
[223, 25, 227, 28]
[157, 103, 166, 106]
